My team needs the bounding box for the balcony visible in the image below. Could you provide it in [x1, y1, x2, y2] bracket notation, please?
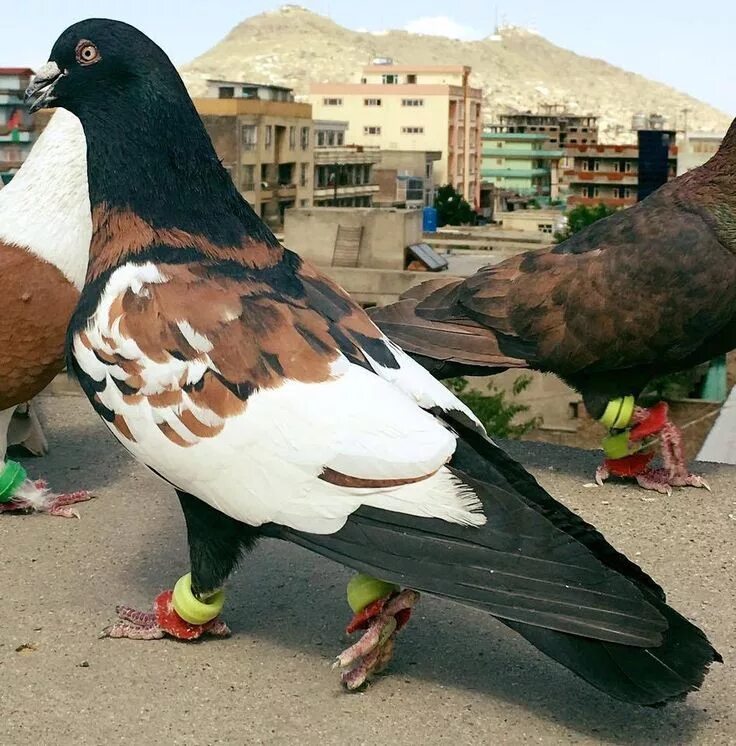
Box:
[481, 167, 550, 179]
[313, 184, 379, 199]
[564, 170, 638, 185]
[482, 147, 564, 159]
[567, 195, 636, 208]
[276, 184, 298, 198]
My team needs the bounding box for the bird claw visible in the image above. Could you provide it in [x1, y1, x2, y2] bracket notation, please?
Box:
[335, 589, 419, 691]
[100, 594, 231, 641]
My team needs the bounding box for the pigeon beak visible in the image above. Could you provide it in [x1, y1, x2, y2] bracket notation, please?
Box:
[25, 62, 65, 113]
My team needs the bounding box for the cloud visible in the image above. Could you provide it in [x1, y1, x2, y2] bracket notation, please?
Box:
[404, 16, 478, 41]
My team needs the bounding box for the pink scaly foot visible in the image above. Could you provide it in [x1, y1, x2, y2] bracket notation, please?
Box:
[100, 590, 231, 641]
[597, 403, 709, 493]
[659, 421, 710, 491]
[0, 478, 93, 518]
[335, 589, 420, 690]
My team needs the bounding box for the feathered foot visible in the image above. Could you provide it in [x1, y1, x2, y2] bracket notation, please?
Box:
[101, 590, 231, 641]
[0, 476, 93, 518]
[335, 589, 419, 690]
[596, 403, 710, 493]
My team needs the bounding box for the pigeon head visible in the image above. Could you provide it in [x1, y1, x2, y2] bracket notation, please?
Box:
[25, 18, 181, 116]
[26, 18, 278, 265]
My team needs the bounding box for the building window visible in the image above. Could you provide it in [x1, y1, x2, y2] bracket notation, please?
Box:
[300, 163, 308, 187]
[241, 164, 256, 191]
[218, 86, 234, 99]
[317, 131, 326, 146]
[336, 131, 344, 146]
[538, 223, 554, 234]
[364, 98, 382, 106]
[401, 126, 424, 134]
[382, 74, 398, 84]
[289, 126, 296, 149]
[406, 74, 417, 84]
[425, 162, 432, 179]
[323, 98, 342, 106]
[593, 161, 600, 171]
[625, 161, 633, 172]
[401, 98, 424, 107]
[300, 126, 310, 150]
[264, 125, 272, 149]
[241, 124, 257, 151]
[364, 126, 381, 135]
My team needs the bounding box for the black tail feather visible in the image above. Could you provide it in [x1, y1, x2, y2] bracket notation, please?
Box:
[272, 423, 720, 706]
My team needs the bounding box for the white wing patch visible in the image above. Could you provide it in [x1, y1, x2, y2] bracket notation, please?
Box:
[74, 263, 487, 534]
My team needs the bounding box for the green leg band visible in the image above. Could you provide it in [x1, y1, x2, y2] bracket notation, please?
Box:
[172, 573, 225, 625]
[346, 573, 399, 613]
[598, 396, 635, 430]
[0, 461, 27, 503]
[601, 432, 645, 459]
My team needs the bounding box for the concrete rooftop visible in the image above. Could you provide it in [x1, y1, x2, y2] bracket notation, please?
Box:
[1, 396, 734, 745]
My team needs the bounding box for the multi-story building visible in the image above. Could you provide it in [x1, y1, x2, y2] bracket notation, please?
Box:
[195, 80, 314, 226]
[0, 68, 35, 185]
[481, 128, 563, 200]
[676, 131, 725, 176]
[373, 150, 442, 208]
[309, 62, 483, 207]
[500, 105, 598, 148]
[312, 120, 380, 207]
[564, 139, 677, 208]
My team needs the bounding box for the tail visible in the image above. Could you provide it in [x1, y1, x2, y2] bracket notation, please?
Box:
[274, 415, 720, 705]
[368, 279, 529, 379]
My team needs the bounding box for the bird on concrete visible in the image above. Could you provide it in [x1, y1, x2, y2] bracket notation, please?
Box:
[371, 134, 736, 494]
[0, 107, 93, 517]
[27, 18, 720, 704]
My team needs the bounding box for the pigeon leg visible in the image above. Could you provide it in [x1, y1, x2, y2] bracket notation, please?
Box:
[597, 402, 709, 492]
[100, 590, 232, 641]
[336, 588, 420, 690]
[0, 472, 93, 518]
[660, 421, 710, 490]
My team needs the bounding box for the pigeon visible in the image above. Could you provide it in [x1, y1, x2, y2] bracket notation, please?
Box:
[0, 107, 93, 517]
[371, 131, 736, 493]
[26, 18, 720, 703]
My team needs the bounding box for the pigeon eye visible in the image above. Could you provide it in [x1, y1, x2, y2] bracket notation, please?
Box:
[76, 40, 100, 66]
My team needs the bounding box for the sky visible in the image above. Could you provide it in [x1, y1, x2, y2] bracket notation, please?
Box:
[2, 1, 735, 114]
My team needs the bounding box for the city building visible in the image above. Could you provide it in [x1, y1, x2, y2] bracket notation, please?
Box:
[499, 105, 598, 147]
[564, 138, 677, 208]
[309, 62, 483, 206]
[676, 131, 725, 175]
[0, 68, 35, 185]
[312, 120, 380, 207]
[195, 79, 314, 227]
[373, 150, 442, 208]
[481, 128, 563, 200]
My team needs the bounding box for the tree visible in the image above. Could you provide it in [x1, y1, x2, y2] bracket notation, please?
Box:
[434, 184, 476, 227]
[445, 375, 541, 438]
[553, 203, 617, 243]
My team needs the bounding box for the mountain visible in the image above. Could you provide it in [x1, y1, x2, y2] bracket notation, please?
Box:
[180, 4, 731, 142]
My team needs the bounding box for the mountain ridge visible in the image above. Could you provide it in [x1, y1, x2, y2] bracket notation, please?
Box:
[180, 5, 731, 143]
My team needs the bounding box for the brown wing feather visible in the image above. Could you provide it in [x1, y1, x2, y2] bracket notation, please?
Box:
[376, 186, 736, 380]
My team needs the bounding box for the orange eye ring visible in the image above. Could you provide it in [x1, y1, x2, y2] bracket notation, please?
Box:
[76, 40, 101, 66]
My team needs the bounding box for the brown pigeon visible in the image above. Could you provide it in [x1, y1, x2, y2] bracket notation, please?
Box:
[371, 127, 736, 493]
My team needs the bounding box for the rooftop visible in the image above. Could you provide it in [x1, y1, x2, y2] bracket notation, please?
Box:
[3, 394, 732, 744]
[0, 67, 34, 76]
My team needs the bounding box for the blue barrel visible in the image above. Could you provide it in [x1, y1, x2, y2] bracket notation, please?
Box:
[423, 206, 438, 233]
